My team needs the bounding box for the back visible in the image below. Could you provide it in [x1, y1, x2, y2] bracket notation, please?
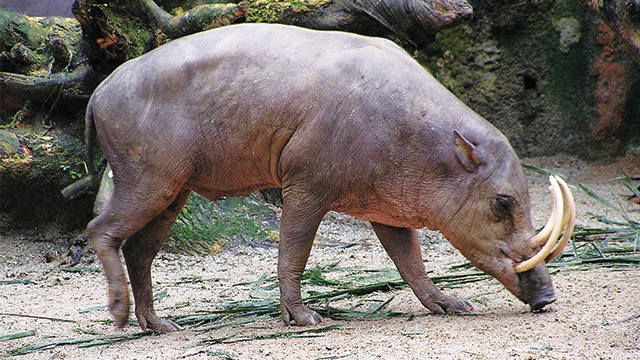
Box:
[89, 24, 440, 193]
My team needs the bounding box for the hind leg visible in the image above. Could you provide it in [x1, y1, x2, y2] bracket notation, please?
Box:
[122, 190, 191, 333]
[87, 182, 183, 330]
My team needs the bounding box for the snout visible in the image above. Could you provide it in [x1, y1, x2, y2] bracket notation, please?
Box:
[527, 285, 556, 311]
[517, 262, 556, 312]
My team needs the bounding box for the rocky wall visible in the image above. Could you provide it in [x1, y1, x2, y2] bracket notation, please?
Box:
[417, 0, 640, 160]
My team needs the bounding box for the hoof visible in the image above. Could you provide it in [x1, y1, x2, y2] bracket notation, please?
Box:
[422, 295, 473, 315]
[136, 310, 183, 333]
[282, 305, 323, 326]
[109, 291, 130, 329]
[446, 298, 474, 314]
[148, 318, 182, 334]
[295, 310, 323, 326]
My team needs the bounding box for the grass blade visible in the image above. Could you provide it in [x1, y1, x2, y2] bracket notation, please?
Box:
[521, 164, 566, 178]
[197, 324, 340, 345]
[0, 280, 36, 285]
[7, 331, 153, 355]
[0, 330, 35, 341]
[621, 173, 640, 200]
[76, 331, 150, 348]
[193, 315, 271, 333]
[8, 337, 95, 356]
[579, 183, 624, 216]
[0, 313, 77, 323]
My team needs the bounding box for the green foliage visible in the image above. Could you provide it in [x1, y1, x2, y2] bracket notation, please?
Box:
[246, 0, 332, 23]
[59, 164, 83, 180]
[166, 193, 278, 254]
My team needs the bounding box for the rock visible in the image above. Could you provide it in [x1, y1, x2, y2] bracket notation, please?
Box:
[474, 41, 502, 70]
[555, 17, 581, 54]
[0, 129, 23, 157]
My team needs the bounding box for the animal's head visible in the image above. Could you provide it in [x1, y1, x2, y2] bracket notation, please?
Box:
[435, 130, 575, 311]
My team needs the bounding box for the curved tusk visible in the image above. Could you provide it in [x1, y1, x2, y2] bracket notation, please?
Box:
[545, 176, 576, 263]
[514, 176, 565, 273]
[530, 183, 557, 248]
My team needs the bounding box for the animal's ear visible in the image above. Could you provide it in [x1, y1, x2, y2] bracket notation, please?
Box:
[454, 130, 483, 172]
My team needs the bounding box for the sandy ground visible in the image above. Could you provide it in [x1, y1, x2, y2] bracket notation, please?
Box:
[1, 154, 639, 359]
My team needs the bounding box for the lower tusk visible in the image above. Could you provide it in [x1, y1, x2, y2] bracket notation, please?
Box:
[545, 176, 576, 263]
[514, 176, 565, 273]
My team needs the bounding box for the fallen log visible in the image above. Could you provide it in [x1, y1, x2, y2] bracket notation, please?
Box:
[1, 67, 93, 110]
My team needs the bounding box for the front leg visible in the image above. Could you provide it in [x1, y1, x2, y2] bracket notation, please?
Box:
[277, 193, 327, 326]
[370, 222, 473, 314]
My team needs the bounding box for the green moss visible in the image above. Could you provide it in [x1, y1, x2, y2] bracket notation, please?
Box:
[545, 39, 593, 124]
[99, 6, 151, 60]
[0, 9, 47, 50]
[126, 24, 152, 59]
[0, 9, 80, 73]
[246, 0, 331, 23]
[554, 17, 581, 53]
[498, 1, 593, 125]
[433, 26, 471, 57]
[414, 0, 632, 157]
[247, 0, 291, 23]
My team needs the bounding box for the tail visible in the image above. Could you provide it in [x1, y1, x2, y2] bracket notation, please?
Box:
[61, 102, 99, 199]
[84, 101, 99, 188]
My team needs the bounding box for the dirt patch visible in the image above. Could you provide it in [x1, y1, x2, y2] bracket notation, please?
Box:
[1, 154, 639, 359]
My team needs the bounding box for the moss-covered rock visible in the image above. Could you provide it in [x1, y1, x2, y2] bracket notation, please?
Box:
[0, 8, 82, 75]
[555, 17, 581, 53]
[0, 129, 22, 156]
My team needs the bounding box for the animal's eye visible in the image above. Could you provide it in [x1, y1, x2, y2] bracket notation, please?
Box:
[491, 195, 513, 221]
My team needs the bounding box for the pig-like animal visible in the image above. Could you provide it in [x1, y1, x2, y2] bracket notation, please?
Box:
[85, 23, 575, 333]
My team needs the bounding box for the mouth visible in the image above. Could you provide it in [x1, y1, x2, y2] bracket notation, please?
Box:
[500, 247, 518, 265]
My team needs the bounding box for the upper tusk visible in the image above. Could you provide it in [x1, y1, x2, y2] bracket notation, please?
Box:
[530, 181, 558, 247]
[545, 176, 576, 263]
[514, 176, 566, 273]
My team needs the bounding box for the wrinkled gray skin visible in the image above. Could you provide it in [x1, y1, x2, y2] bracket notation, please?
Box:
[86, 23, 556, 334]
